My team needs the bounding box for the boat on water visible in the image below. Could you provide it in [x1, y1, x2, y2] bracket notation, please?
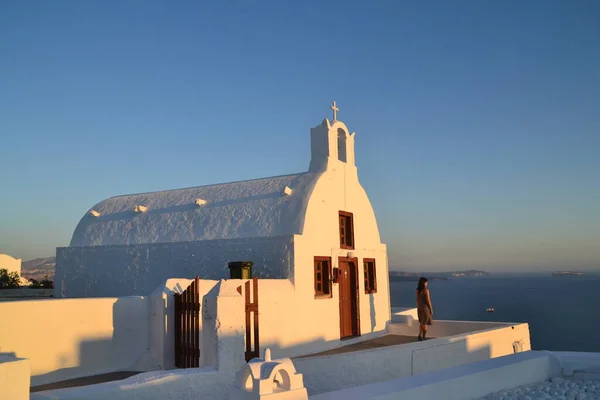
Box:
[486, 307, 495, 313]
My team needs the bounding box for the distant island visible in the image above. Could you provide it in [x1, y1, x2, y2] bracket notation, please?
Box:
[389, 275, 448, 282]
[21, 257, 56, 281]
[447, 270, 490, 277]
[389, 270, 489, 281]
[552, 271, 584, 277]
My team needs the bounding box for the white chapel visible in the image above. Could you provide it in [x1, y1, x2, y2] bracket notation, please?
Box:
[56, 103, 390, 339]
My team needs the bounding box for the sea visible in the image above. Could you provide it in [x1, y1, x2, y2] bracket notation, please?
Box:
[389, 272, 600, 353]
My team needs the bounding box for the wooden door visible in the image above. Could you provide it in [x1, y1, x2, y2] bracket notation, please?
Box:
[338, 258, 360, 339]
[174, 276, 201, 368]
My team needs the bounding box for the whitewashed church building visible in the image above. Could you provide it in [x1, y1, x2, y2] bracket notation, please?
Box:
[1, 105, 542, 400]
[56, 103, 390, 339]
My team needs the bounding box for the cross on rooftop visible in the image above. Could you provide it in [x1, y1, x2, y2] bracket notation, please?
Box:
[331, 101, 339, 122]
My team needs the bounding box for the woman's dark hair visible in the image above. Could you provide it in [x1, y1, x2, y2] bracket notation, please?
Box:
[417, 277, 428, 293]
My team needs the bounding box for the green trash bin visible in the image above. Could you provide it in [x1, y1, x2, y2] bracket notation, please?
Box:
[228, 261, 253, 279]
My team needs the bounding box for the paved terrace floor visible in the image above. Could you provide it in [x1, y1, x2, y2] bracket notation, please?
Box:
[30, 372, 140, 393]
[294, 334, 433, 359]
[30, 335, 431, 392]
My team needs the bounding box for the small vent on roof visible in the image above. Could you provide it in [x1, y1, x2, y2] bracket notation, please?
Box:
[134, 205, 148, 213]
[89, 210, 101, 217]
[195, 198, 207, 206]
[283, 186, 293, 196]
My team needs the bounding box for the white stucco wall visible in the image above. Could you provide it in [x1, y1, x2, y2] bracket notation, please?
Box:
[0, 356, 29, 400]
[149, 278, 219, 370]
[293, 322, 531, 395]
[29, 323, 537, 400]
[311, 350, 600, 400]
[234, 278, 387, 359]
[291, 124, 391, 345]
[554, 351, 600, 378]
[55, 235, 294, 297]
[0, 297, 154, 386]
[27, 278, 246, 400]
[311, 351, 563, 400]
[33, 350, 600, 400]
[292, 236, 390, 351]
[390, 306, 419, 321]
[0, 253, 22, 275]
[242, 279, 296, 356]
[156, 279, 390, 363]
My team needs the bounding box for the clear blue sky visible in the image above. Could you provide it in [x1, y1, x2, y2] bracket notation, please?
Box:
[1, 1, 598, 272]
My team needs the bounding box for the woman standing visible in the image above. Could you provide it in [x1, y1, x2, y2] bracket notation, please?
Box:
[416, 277, 433, 341]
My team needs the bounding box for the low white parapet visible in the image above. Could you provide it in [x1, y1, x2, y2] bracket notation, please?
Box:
[552, 351, 600, 379]
[311, 351, 562, 400]
[230, 348, 308, 400]
[0, 356, 30, 400]
[390, 307, 418, 324]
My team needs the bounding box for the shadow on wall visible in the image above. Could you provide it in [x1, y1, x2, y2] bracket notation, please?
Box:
[26, 335, 495, 400]
[246, 322, 394, 361]
[370, 294, 376, 333]
[56, 237, 295, 298]
[30, 298, 149, 388]
[86, 190, 283, 225]
[294, 338, 493, 396]
[30, 333, 247, 400]
[411, 337, 492, 375]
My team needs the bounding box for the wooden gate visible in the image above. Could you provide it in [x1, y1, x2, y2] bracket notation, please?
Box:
[244, 276, 260, 361]
[174, 276, 201, 368]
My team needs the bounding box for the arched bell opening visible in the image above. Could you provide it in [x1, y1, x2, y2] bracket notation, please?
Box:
[337, 128, 347, 163]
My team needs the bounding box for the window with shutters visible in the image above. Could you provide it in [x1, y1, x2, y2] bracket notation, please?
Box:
[339, 211, 355, 249]
[363, 258, 377, 294]
[314, 257, 332, 298]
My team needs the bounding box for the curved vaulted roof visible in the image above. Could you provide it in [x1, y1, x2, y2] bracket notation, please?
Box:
[70, 172, 321, 247]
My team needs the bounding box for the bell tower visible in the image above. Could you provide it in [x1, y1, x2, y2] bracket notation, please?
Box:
[308, 101, 356, 172]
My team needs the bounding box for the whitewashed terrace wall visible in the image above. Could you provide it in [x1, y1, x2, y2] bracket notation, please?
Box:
[0, 297, 155, 386]
[311, 351, 600, 400]
[30, 323, 535, 400]
[149, 278, 218, 370]
[293, 322, 531, 395]
[55, 236, 294, 298]
[404, 323, 530, 374]
[555, 351, 600, 378]
[0, 356, 29, 400]
[311, 351, 562, 400]
[150, 278, 309, 370]
[30, 367, 236, 400]
[191, 279, 390, 361]
[31, 282, 249, 400]
[388, 318, 529, 344]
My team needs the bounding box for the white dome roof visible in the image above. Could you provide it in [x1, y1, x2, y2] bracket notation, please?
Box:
[70, 172, 321, 247]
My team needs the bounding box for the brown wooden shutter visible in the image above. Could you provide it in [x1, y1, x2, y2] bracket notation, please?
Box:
[339, 215, 346, 246]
